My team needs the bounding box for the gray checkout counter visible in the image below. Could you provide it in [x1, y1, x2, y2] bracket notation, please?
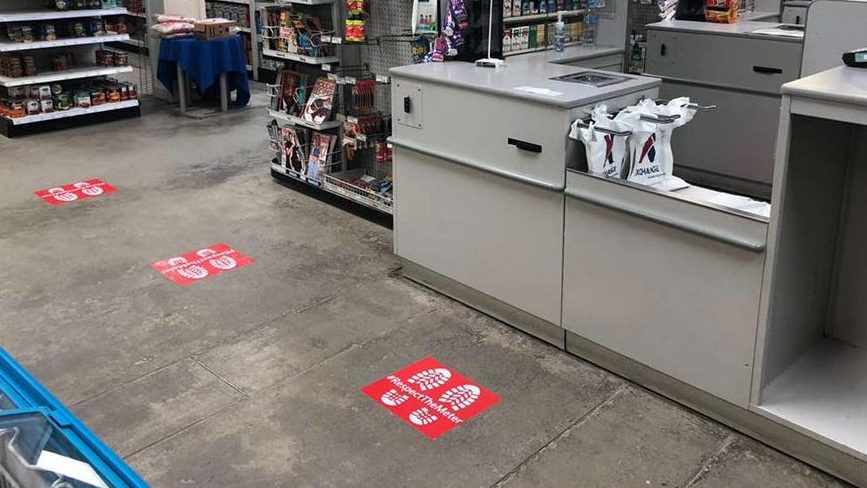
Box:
[645, 17, 803, 198]
[390, 22, 867, 486]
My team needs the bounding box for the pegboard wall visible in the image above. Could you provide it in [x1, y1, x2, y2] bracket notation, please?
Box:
[340, 0, 417, 114]
[627, 0, 659, 38]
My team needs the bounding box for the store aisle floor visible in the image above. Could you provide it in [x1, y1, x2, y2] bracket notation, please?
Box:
[0, 97, 849, 487]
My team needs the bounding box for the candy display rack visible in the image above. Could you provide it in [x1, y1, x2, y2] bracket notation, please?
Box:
[0, 0, 141, 137]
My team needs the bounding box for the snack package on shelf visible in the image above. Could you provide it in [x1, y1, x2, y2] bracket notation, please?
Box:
[705, 0, 739, 23]
[303, 77, 337, 125]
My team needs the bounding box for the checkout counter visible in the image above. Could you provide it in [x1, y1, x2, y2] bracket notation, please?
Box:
[390, 0, 867, 485]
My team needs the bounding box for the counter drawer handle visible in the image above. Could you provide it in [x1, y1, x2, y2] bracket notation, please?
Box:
[660, 43, 667, 56]
[753, 66, 783, 74]
[508, 138, 542, 153]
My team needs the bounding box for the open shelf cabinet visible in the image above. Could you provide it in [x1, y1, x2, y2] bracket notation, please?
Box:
[752, 69, 867, 478]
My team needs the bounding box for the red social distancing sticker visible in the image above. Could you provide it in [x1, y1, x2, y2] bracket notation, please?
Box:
[152, 244, 253, 286]
[362, 357, 500, 440]
[35, 179, 117, 206]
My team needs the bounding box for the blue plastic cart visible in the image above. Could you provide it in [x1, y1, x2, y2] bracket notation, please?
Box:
[0, 347, 148, 487]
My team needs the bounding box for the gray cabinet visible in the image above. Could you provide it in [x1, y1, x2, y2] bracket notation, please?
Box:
[645, 24, 803, 197]
[562, 171, 767, 405]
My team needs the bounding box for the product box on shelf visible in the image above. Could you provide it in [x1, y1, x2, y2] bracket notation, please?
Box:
[194, 19, 236, 39]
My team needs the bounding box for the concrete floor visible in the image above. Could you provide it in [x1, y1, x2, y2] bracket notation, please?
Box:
[0, 95, 850, 487]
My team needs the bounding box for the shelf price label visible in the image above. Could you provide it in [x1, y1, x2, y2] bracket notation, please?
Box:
[375, 74, 390, 84]
[356, 133, 367, 142]
[344, 76, 357, 85]
[322, 63, 332, 72]
[321, 35, 332, 43]
[327, 73, 338, 81]
[330, 36, 342, 44]
[346, 115, 359, 124]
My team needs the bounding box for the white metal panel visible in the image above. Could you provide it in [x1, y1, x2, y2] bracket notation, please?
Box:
[562, 171, 767, 406]
[393, 146, 565, 325]
[646, 30, 802, 95]
[801, 0, 867, 76]
[391, 78, 570, 189]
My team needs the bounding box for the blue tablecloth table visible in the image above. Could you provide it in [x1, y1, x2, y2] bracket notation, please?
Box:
[157, 35, 250, 112]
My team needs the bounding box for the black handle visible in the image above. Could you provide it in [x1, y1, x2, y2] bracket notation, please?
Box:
[508, 138, 542, 153]
[753, 66, 783, 74]
[660, 43, 667, 56]
[403, 96, 411, 113]
[795, 14, 801, 23]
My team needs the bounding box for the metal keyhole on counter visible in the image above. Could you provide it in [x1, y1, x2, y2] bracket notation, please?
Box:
[403, 96, 412, 113]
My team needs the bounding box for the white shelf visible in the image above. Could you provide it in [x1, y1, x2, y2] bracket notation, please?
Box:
[503, 8, 587, 23]
[117, 38, 146, 48]
[0, 34, 130, 53]
[759, 337, 867, 456]
[5, 99, 139, 125]
[505, 41, 580, 56]
[262, 48, 338, 65]
[237, 26, 251, 33]
[125, 11, 147, 18]
[0, 65, 133, 87]
[212, 0, 251, 4]
[0, 7, 128, 22]
[268, 109, 342, 130]
[276, 0, 337, 4]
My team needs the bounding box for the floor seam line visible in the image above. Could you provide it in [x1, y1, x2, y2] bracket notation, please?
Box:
[682, 432, 736, 487]
[121, 397, 249, 460]
[253, 303, 441, 395]
[69, 356, 188, 407]
[489, 383, 629, 488]
[192, 357, 250, 398]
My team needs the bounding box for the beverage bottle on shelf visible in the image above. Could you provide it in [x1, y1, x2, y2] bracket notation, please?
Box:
[554, 12, 565, 52]
[582, 8, 597, 44]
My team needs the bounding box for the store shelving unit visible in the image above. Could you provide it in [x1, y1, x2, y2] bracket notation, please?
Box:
[0, 2, 141, 137]
[0, 65, 134, 87]
[0, 33, 131, 52]
[503, 8, 586, 23]
[264, 0, 397, 215]
[0, 7, 128, 22]
[267, 109, 342, 130]
[262, 47, 339, 64]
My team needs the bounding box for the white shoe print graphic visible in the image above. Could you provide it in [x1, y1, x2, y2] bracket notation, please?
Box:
[408, 407, 438, 426]
[75, 181, 103, 196]
[438, 385, 481, 411]
[48, 187, 77, 202]
[197, 248, 237, 270]
[407, 368, 452, 391]
[380, 389, 409, 407]
[168, 257, 209, 280]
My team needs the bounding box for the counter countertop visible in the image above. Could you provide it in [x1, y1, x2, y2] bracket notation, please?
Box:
[782, 66, 867, 107]
[646, 16, 803, 43]
[389, 44, 652, 109]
